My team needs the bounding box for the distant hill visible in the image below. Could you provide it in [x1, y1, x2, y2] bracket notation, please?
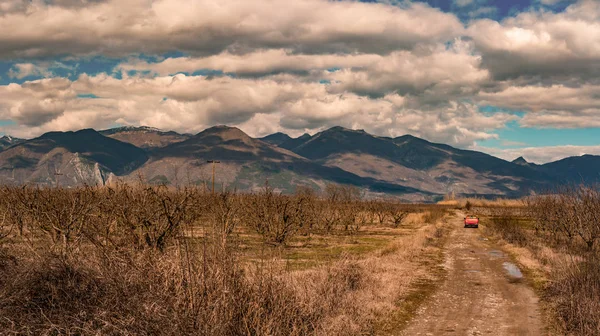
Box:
[259, 132, 292, 146]
[0, 125, 597, 200]
[540, 154, 600, 183]
[0, 129, 148, 186]
[140, 125, 424, 197]
[0, 135, 24, 150]
[279, 133, 312, 151]
[266, 126, 547, 196]
[153, 125, 303, 161]
[100, 126, 190, 149]
[512, 156, 531, 166]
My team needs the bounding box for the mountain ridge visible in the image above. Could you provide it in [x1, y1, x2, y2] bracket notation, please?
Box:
[0, 125, 596, 201]
[0, 129, 148, 186]
[99, 125, 191, 149]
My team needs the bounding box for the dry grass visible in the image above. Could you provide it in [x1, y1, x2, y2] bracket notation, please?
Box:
[438, 197, 526, 208]
[481, 186, 600, 336]
[0, 183, 450, 335]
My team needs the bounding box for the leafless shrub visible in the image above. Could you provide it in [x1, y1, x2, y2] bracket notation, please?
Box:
[294, 186, 321, 236]
[423, 208, 445, 224]
[530, 185, 600, 250]
[108, 183, 202, 252]
[0, 204, 369, 335]
[317, 184, 364, 234]
[489, 185, 600, 335]
[0, 187, 30, 237]
[387, 204, 409, 228]
[0, 210, 10, 244]
[11, 186, 99, 256]
[324, 183, 361, 204]
[487, 207, 528, 246]
[0, 182, 414, 335]
[210, 190, 242, 242]
[371, 201, 388, 225]
[244, 184, 311, 245]
[548, 255, 600, 335]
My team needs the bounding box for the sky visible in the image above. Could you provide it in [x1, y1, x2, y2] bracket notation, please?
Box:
[0, 0, 599, 164]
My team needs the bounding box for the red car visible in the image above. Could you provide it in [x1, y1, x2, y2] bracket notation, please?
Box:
[464, 215, 479, 228]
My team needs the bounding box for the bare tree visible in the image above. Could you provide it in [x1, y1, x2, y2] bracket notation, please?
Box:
[388, 204, 409, 228]
[243, 184, 310, 245]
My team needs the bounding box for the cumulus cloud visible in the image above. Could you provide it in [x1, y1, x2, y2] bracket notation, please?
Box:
[0, 0, 597, 164]
[538, 0, 570, 5]
[478, 84, 600, 128]
[7, 61, 74, 79]
[479, 84, 600, 112]
[0, 74, 512, 147]
[468, 0, 600, 80]
[8, 63, 52, 79]
[325, 42, 489, 100]
[120, 41, 490, 103]
[0, 78, 74, 130]
[519, 109, 600, 129]
[0, 0, 462, 58]
[476, 145, 600, 164]
[119, 50, 383, 77]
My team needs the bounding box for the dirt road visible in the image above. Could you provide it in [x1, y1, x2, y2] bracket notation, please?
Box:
[401, 212, 544, 335]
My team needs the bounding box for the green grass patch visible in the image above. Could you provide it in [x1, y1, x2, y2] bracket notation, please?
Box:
[230, 225, 405, 271]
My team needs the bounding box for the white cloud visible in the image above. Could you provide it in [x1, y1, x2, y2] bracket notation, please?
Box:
[119, 41, 490, 103]
[539, 0, 567, 5]
[325, 41, 489, 100]
[0, 0, 463, 58]
[0, 74, 512, 147]
[476, 145, 600, 164]
[119, 50, 383, 76]
[478, 84, 600, 128]
[479, 84, 600, 112]
[468, 0, 600, 80]
[7, 61, 75, 79]
[467, 6, 497, 19]
[519, 109, 600, 129]
[8, 63, 52, 79]
[0, 0, 597, 165]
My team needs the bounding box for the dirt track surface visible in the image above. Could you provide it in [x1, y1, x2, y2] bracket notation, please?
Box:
[401, 212, 544, 336]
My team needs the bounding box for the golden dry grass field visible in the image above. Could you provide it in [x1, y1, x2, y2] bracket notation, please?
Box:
[0, 184, 598, 335]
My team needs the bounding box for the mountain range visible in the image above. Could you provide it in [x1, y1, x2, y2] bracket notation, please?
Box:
[0, 125, 597, 201]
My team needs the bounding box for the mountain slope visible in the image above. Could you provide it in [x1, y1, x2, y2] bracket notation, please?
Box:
[152, 125, 303, 161]
[135, 126, 428, 197]
[540, 155, 600, 183]
[512, 156, 530, 166]
[259, 132, 292, 146]
[0, 135, 24, 150]
[100, 126, 190, 149]
[270, 126, 547, 196]
[279, 133, 312, 151]
[0, 129, 148, 186]
[392, 135, 544, 179]
[291, 127, 408, 162]
[0, 125, 596, 199]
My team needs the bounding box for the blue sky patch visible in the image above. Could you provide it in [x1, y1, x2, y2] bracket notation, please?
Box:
[479, 120, 600, 148]
[361, 0, 578, 21]
[77, 93, 99, 99]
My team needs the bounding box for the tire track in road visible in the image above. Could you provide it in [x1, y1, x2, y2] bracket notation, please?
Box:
[401, 213, 543, 336]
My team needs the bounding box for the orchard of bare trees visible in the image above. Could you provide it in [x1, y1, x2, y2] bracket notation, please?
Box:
[0, 182, 440, 335]
[485, 184, 600, 335]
